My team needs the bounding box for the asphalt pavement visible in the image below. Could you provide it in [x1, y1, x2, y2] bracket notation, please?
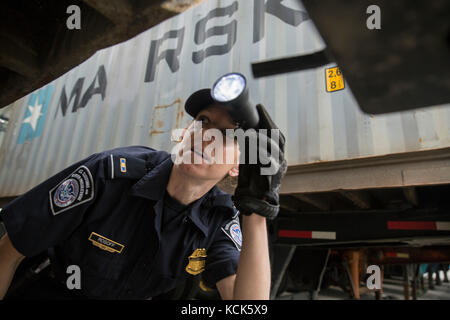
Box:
[317, 270, 450, 300]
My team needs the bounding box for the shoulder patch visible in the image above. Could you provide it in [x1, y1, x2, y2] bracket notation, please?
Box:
[221, 217, 242, 251]
[49, 165, 94, 216]
[232, 207, 240, 219]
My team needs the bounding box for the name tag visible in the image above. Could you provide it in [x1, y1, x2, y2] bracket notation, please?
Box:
[88, 232, 124, 253]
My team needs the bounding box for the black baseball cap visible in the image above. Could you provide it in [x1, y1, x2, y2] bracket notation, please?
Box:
[184, 73, 258, 129]
[184, 88, 216, 119]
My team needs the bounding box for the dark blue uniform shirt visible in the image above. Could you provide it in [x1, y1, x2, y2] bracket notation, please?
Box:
[1, 146, 242, 299]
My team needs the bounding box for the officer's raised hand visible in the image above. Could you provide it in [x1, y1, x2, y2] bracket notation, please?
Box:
[233, 104, 287, 220]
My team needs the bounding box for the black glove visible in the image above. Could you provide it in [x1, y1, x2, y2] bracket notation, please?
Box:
[232, 104, 287, 220]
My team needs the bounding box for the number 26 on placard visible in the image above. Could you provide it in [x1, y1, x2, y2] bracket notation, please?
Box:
[326, 66, 345, 92]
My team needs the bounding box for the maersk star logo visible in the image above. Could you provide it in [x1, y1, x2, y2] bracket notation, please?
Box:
[17, 84, 54, 144]
[23, 99, 43, 132]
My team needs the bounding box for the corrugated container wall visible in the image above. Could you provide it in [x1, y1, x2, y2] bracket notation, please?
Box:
[0, 0, 449, 197]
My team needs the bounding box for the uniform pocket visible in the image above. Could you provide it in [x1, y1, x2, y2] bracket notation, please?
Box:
[81, 247, 125, 280]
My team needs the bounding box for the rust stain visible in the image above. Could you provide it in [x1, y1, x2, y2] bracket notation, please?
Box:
[154, 104, 172, 110]
[149, 98, 183, 136]
[175, 98, 184, 129]
[149, 130, 164, 135]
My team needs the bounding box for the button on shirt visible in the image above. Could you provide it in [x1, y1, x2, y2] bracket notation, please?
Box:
[1, 146, 241, 299]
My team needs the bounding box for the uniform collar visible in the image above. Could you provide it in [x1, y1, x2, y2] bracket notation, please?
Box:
[186, 188, 234, 236]
[130, 156, 235, 237]
[130, 156, 173, 201]
[188, 197, 210, 236]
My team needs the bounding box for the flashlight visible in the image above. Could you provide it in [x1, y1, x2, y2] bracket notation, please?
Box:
[211, 73, 259, 129]
[185, 72, 259, 129]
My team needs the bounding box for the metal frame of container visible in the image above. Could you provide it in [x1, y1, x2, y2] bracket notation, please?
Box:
[0, 0, 449, 198]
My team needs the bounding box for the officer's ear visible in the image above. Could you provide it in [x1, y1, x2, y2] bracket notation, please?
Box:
[228, 167, 239, 177]
[217, 170, 238, 195]
[171, 122, 192, 143]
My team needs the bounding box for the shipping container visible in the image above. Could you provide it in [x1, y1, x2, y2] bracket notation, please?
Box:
[1, 0, 450, 301]
[1, 0, 449, 197]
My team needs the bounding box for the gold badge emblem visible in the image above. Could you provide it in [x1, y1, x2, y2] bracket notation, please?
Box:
[185, 248, 207, 275]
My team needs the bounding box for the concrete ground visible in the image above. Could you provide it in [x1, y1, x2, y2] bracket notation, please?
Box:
[317, 270, 450, 300]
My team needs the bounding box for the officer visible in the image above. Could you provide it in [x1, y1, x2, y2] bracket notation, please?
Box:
[0, 73, 286, 300]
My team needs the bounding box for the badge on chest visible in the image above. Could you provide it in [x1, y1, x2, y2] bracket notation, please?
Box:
[185, 248, 207, 275]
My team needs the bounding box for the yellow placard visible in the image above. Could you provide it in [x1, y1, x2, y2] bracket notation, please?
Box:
[326, 66, 345, 92]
